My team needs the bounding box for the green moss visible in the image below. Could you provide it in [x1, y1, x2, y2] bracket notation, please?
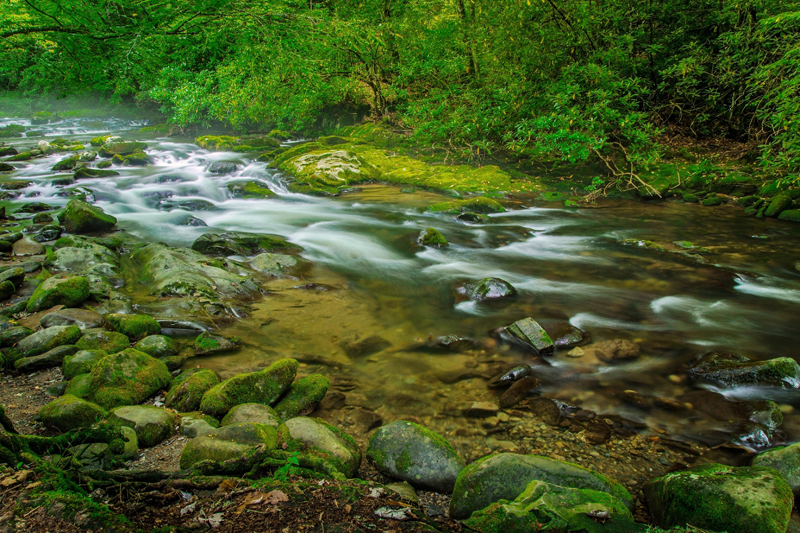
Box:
[419, 227, 448, 247]
[200, 358, 298, 418]
[166, 368, 221, 412]
[61, 199, 116, 234]
[75, 330, 130, 354]
[273, 374, 331, 420]
[63, 349, 107, 380]
[194, 332, 220, 352]
[226, 180, 278, 199]
[138, 124, 172, 134]
[38, 394, 108, 432]
[64, 373, 94, 399]
[106, 313, 161, 341]
[702, 195, 724, 206]
[427, 196, 505, 214]
[268, 130, 292, 140]
[765, 194, 793, 217]
[26, 275, 90, 312]
[777, 209, 800, 223]
[88, 348, 172, 410]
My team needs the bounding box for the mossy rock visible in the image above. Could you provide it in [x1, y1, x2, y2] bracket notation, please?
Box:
[0, 267, 25, 289]
[74, 167, 120, 179]
[122, 152, 153, 166]
[752, 443, 800, 496]
[26, 274, 90, 312]
[194, 331, 242, 356]
[765, 194, 793, 217]
[13, 325, 81, 360]
[61, 199, 116, 234]
[14, 344, 78, 372]
[248, 253, 311, 278]
[0, 281, 15, 302]
[64, 373, 94, 399]
[367, 420, 465, 493]
[449, 453, 633, 520]
[88, 348, 172, 410]
[273, 374, 330, 420]
[135, 335, 177, 358]
[226, 180, 278, 199]
[777, 209, 800, 223]
[195, 135, 240, 151]
[702, 195, 724, 206]
[38, 394, 107, 433]
[191, 231, 300, 256]
[504, 317, 555, 355]
[107, 405, 176, 448]
[165, 368, 221, 412]
[76, 330, 130, 354]
[644, 463, 792, 533]
[462, 277, 516, 301]
[0, 325, 32, 347]
[427, 197, 505, 214]
[221, 403, 281, 427]
[106, 313, 161, 341]
[284, 417, 362, 478]
[200, 358, 298, 419]
[179, 422, 278, 470]
[63, 349, 107, 380]
[687, 354, 800, 389]
[419, 227, 448, 247]
[52, 155, 79, 171]
[99, 141, 147, 157]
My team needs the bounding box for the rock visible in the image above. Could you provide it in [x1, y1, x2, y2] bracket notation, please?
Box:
[248, 253, 310, 277]
[226, 180, 278, 199]
[64, 373, 93, 399]
[752, 443, 800, 496]
[688, 352, 800, 389]
[38, 395, 107, 433]
[191, 231, 299, 256]
[179, 415, 217, 438]
[529, 397, 563, 425]
[488, 365, 532, 389]
[166, 368, 221, 412]
[63, 349, 107, 380]
[285, 417, 362, 478]
[106, 313, 161, 341]
[88, 348, 172, 410]
[13, 325, 81, 359]
[74, 167, 120, 179]
[207, 160, 241, 174]
[765, 194, 793, 218]
[504, 318, 555, 355]
[122, 152, 153, 166]
[34, 224, 62, 242]
[14, 344, 78, 372]
[593, 339, 640, 363]
[107, 406, 177, 448]
[75, 330, 129, 354]
[386, 482, 418, 503]
[499, 377, 540, 408]
[221, 403, 281, 427]
[644, 463, 792, 533]
[79, 151, 98, 162]
[40, 308, 105, 330]
[418, 227, 448, 247]
[621, 390, 650, 409]
[353, 408, 383, 433]
[99, 140, 147, 157]
[340, 336, 391, 358]
[460, 278, 516, 301]
[135, 335, 177, 358]
[367, 420, 465, 493]
[450, 453, 633, 520]
[200, 358, 297, 418]
[542, 321, 586, 347]
[0, 326, 34, 347]
[194, 331, 241, 356]
[273, 374, 330, 420]
[52, 155, 79, 171]
[158, 199, 215, 212]
[26, 274, 90, 312]
[0, 267, 25, 289]
[465, 479, 636, 533]
[465, 402, 499, 418]
[0, 281, 15, 301]
[12, 237, 45, 256]
[61, 199, 116, 234]
[179, 422, 278, 470]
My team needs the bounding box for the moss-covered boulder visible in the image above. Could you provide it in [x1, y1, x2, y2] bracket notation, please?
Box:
[122, 152, 153, 166]
[38, 395, 107, 433]
[107, 405, 176, 448]
[64, 373, 94, 399]
[63, 349, 107, 380]
[26, 274, 90, 312]
[179, 422, 278, 470]
[179, 413, 219, 438]
[688, 352, 800, 389]
[194, 331, 241, 356]
[61, 199, 116, 234]
[248, 253, 311, 278]
[418, 227, 448, 247]
[14, 344, 78, 372]
[752, 443, 800, 496]
[765, 194, 793, 218]
[221, 403, 281, 427]
[461, 277, 516, 301]
[88, 348, 172, 410]
[74, 167, 120, 179]
[428, 197, 505, 214]
[199, 358, 298, 418]
[449, 453, 633, 520]
[135, 335, 177, 358]
[285, 417, 362, 478]
[0, 281, 15, 301]
[99, 140, 147, 157]
[367, 420, 465, 493]
[13, 325, 81, 359]
[503, 317, 555, 355]
[273, 374, 330, 420]
[106, 313, 161, 341]
[464, 479, 637, 533]
[0, 326, 33, 347]
[165, 368, 221, 412]
[52, 155, 79, 171]
[778, 209, 800, 222]
[41, 308, 106, 330]
[0, 267, 25, 289]
[226, 180, 278, 199]
[277, 148, 380, 196]
[75, 330, 130, 354]
[191, 231, 299, 257]
[644, 463, 792, 533]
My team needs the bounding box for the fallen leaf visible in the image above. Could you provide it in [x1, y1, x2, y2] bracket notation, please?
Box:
[264, 490, 289, 505]
[375, 507, 415, 521]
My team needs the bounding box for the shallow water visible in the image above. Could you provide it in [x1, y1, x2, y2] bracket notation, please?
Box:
[3, 116, 800, 453]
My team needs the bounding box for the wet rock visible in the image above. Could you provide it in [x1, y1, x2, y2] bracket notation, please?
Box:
[765, 194, 793, 218]
[541, 321, 586, 348]
[644, 463, 792, 533]
[194, 331, 242, 356]
[500, 377, 540, 409]
[319, 391, 346, 410]
[99, 140, 147, 157]
[207, 160, 241, 174]
[456, 212, 488, 223]
[88, 348, 172, 410]
[503, 317, 555, 355]
[621, 390, 650, 409]
[248, 253, 310, 277]
[449, 453, 633, 520]
[0, 281, 15, 301]
[465, 479, 636, 532]
[200, 358, 298, 418]
[488, 365, 533, 389]
[182, 216, 207, 227]
[340, 336, 391, 358]
[0, 325, 34, 347]
[285, 417, 362, 478]
[418, 227, 448, 247]
[61, 199, 116, 234]
[63, 349, 107, 380]
[14, 325, 81, 359]
[52, 155, 79, 171]
[38, 395, 107, 432]
[12, 237, 45, 256]
[122, 152, 153, 166]
[583, 419, 612, 444]
[165, 368, 221, 412]
[106, 313, 161, 341]
[14, 344, 78, 372]
[221, 403, 281, 427]
[652, 397, 686, 411]
[34, 224, 62, 242]
[73, 167, 119, 179]
[0, 267, 25, 289]
[226, 180, 278, 199]
[687, 352, 800, 389]
[528, 397, 562, 426]
[41, 308, 105, 330]
[179, 422, 278, 470]
[135, 335, 177, 358]
[459, 277, 516, 301]
[76, 329, 129, 354]
[191, 231, 299, 256]
[107, 405, 176, 448]
[465, 401, 499, 418]
[79, 151, 97, 162]
[366, 420, 465, 493]
[752, 443, 800, 496]
[594, 339, 640, 363]
[26, 275, 90, 312]
[273, 374, 330, 420]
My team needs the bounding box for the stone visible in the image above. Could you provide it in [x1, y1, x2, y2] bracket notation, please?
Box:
[38, 395, 107, 433]
[165, 368, 221, 412]
[499, 377, 540, 409]
[340, 336, 391, 358]
[465, 402, 499, 418]
[194, 331, 241, 356]
[0, 326, 34, 347]
[367, 420, 465, 493]
[752, 443, 800, 496]
[52, 155, 79, 171]
[503, 318, 555, 355]
[14, 344, 78, 372]
[207, 160, 241, 174]
[26, 274, 90, 312]
[450, 453, 633, 520]
[285, 417, 362, 478]
[73, 167, 119, 179]
[0, 281, 14, 302]
[273, 374, 330, 420]
[88, 348, 172, 410]
[75, 329, 129, 354]
[385, 482, 418, 503]
[593, 339, 640, 363]
[688, 352, 800, 389]
[62, 349, 107, 380]
[64, 373, 93, 399]
[418, 227, 448, 247]
[179, 422, 278, 470]
[461, 277, 516, 301]
[765, 194, 793, 218]
[0, 267, 25, 289]
[61, 199, 116, 234]
[248, 253, 310, 277]
[226, 180, 278, 199]
[621, 390, 650, 409]
[40, 308, 105, 330]
[200, 358, 297, 418]
[106, 313, 161, 341]
[644, 463, 792, 533]
[107, 405, 177, 448]
[542, 321, 586, 348]
[135, 335, 177, 358]
[13, 325, 81, 359]
[12, 237, 45, 256]
[99, 140, 147, 157]
[221, 403, 281, 427]
[179, 416, 217, 438]
[191, 231, 299, 256]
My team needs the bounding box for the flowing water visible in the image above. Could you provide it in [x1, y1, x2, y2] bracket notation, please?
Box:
[3, 116, 800, 455]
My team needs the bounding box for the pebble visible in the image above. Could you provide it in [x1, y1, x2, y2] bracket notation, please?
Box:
[567, 347, 585, 357]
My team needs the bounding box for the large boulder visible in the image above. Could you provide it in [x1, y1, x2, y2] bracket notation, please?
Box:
[367, 420, 465, 493]
[135, 335, 177, 358]
[12, 237, 45, 257]
[273, 374, 330, 420]
[38, 395, 107, 433]
[752, 443, 800, 496]
[449, 453, 633, 520]
[503, 318, 555, 355]
[75, 329, 129, 354]
[63, 349, 107, 380]
[165, 368, 221, 412]
[644, 463, 792, 533]
[285, 417, 362, 478]
[106, 313, 161, 341]
[200, 358, 298, 418]
[107, 406, 176, 448]
[26, 275, 90, 312]
[179, 422, 278, 470]
[99, 140, 147, 157]
[13, 325, 81, 359]
[61, 199, 116, 234]
[88, 348, 172, 410]
[688, 352, 800, 389]
[191, 231, 299, 257]
[221, 403, 281, 427]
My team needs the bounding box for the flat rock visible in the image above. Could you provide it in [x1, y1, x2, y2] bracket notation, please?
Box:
[40, 308, 105, 330]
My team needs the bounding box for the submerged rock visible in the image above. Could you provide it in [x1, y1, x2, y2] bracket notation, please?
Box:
[200, 358, 298, 418]
[503, 317, 555, 355]
[226, 180, 278, 199]
[499, 376, 540, 408]
[593, 339, 640, 363]
[207, 160, 241, 174]
[191, 231, 299, 256]
[165, 368, 221, 412]
[107, 405, 176, 447]
[248, 253, 310, 278]
[688, 352, 800, 389]
[74, 167, 119, 179]
[340, 336, 391, 358]
[458, 277, 516, 301]
[285, 417, 362, 478]
[38, 395, 107, 433]
[88, 348, 172, 410]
